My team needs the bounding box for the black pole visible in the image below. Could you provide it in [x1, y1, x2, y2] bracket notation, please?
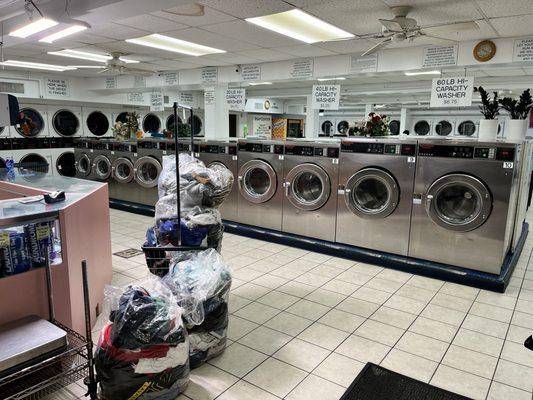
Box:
[173, 102, 181, 245]
[81, 260, 98, 399]
[189, 108, 195, 157]
[44, 246, 54, 322]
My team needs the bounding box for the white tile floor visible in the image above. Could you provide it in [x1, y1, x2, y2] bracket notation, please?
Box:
[62, 208, 533, 400]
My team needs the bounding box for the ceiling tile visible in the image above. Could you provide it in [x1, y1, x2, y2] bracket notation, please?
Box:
[198, 0, 292, 19]
[152, 5, 235, 26]
[276, 44, 338, 57]
[202, 53, 263, 64]
[314, 38, 376, 54]
[151, 59, 203, 69]
[163, 28, 261, 52]
[476, 0, 533, 18]
[490, 15, 533, 36]
[234, 48, 295, 62]
[90, 23, 151, 40]
[116, 14, 188, 32]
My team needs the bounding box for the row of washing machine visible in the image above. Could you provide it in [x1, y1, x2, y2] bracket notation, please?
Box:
[0, 104, 204, 139]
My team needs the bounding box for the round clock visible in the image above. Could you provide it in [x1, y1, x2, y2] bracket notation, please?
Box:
[473, 40, 496, 62]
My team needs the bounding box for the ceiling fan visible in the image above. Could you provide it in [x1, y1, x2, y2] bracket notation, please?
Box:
[98, 52, 152, 76]
[361, 6, 479, 56]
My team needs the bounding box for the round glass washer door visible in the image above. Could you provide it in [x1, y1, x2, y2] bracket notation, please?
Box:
[134, 156, 162, 188]
[115, 112, 129, 124]
[18, 153, 49, 173]
[187, 115, 203, 136]
[143, 113, 161, 133]
[345, 168, 399, 219]
[238, 160, 277, 204]
[389, 120, 400, 136]
[112, 157, 135, 183]
[15, 108, 45, 138]
[425, 174, 492, 232]
[93, 154, 112, 180]
[53, 110, 79, 137]
[166, 115, 183, 134]
[56, 151, 76, 177]
[435, 120, 453, 136]
[321, 120, 333, 135]
[87, 111, 109, 136]
[457, 120, 476, 136]
[76, 153, 91, 177]
[414, 120, 430, 136]
[337, 120, 349, 135]
[285, 163, 330, 211]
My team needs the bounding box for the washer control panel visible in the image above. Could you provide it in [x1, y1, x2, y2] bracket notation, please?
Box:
[419, 144, 515, 161]
[341, 141, 415, 156]
[238, 143, 284, 154]
[284, 145, 339, 158]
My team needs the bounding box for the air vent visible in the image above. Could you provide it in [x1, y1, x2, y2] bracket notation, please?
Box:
[0, 81, 25, 94]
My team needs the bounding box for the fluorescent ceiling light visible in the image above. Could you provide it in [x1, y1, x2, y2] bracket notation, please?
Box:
[404, 70, 441, 76]
[9, 18, 58, 38]
[317, 77, 346, 81]
[246, 9, 354, 44]
[248, 81, 273, 86]
[0, 60, 75, 72]
[67, 65, 105, 69]
[39, 25, 87, 43]
[125, 34, 226, 56]
[48, 49, 138, 63]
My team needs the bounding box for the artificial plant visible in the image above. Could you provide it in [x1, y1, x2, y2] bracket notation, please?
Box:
[350, 113, 389, 137]
[499, 89, 533, 119]
[474, 86, 500, 119]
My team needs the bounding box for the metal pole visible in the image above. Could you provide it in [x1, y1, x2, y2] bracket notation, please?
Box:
[173, 102, 181, 245]
[44, 246, 54, 322]
[81, 260, 98, 399]
[189, 108, 195, 157]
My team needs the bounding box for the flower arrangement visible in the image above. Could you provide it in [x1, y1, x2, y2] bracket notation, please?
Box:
[474, 86, 500, 119]
[112, 111, 141, 140]
[349, 112, 389, 137]
[499, 89, 533, 120]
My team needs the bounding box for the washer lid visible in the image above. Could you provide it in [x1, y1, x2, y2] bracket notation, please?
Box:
[238, 159, 277, 204]
[425, 173, 492, 232]
[345, 167, 399, 219]
[93, 154, 112, 179]
[285, 163, 330, 211]
[112, 157, 135, 183]
[134, 156, 162, 188]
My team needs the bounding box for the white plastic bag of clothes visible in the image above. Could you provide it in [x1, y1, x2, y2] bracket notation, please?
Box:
[95, 276, 189, 400]
[163, 249, 231, 368]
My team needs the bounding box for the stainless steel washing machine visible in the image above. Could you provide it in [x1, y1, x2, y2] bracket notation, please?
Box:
[134, 138, 163, 189]
[111, 140, 137, 185]
[409, 140, 521, 274]
[237, 139, 284, 230]
[90, 139, 113, 181]
[196, 139, 238, 221]
[282, 141, 339, 241]
[336, 138, 417, 256]
[74, 138, 92, 179]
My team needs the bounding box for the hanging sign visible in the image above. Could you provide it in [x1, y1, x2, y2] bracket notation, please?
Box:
[513, 37, 533, 62]
[225, 88, 246, 111]
[161, 72, 179, 86]
[45, 77, 69, 97]
[349, 55, 378, 73]
[150, 92, 164, 111]
[134, 76, 146, 88]
[241, 65, 261, 81]
[179, 92, 194, 108]
[430, 76, 473, 107]
[201, 67, 218, 83]
[422, 45, 458, 68]
[126, 92, 145, 103]
[311, 85, 340, 110]
[105, 76, 117, 89]
[244, 98, 284, 114]
[204, 87, 216, 106]
[290, 59, 313, 79]
[252, 114, 272, 137]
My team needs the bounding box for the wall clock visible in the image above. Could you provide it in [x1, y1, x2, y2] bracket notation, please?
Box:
[473, 40, 496, 62]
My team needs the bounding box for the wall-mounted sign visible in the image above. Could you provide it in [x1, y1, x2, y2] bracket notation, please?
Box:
[179, 92, 194, 108]
[513, 37, 533, 62]
[134, 76, 146, 88]
[46, 77, 69, 97]
[225, 88, 246, 111]
[126, 92, 145, 103]
[105, 76, 117, 89]
[430, 76, 473, 108]
[311, 85, 340, 110]
[349, 55, 378, 73]
[201, 67, 218, 83]
[161, 72, 179, 86]
[150, 92, 164, 112]
[422, 45, 458, 68]
[252, 114, 272, 137]
[204, 87, 216, 106]
[244, 98, 284, 114]
[290, 59, 313, 79]
[241, 65, 261, 81]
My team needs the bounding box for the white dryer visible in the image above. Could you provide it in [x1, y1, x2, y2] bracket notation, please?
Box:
[336, 118, 350, 136]
[48, 106, 83, 138]
[141, 111, 163, 137]
[411, 118, 433, 137]
[319, 117, 335, 137]
[164, 112, 184, 135]
[82, 107, 113, 138]
[455, 117, 478, 138]
[0, 137, 12, 168]
[11, 138, 53, 175]
[0, 125, 11, 138]
[434, 118, 456, 138]
[187, 112, 204, 137]
[13, 105, 49, 138]
[50, 138, 76, 177]
[388, 119, 401, 136]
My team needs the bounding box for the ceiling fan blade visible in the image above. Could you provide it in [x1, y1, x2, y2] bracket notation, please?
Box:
[127, 68, 154, 77]
[97, 68, 110, 74]
[415, 34, 458, 45]
[379, 18, 404, 32]
[422, 21, 479, 35]
[362, 38, 392, 56]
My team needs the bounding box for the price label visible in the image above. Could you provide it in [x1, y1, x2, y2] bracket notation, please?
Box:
[0, 232, 9, 247]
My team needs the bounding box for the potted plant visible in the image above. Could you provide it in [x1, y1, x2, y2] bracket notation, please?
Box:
[349, 113, 389, 137]
[499, 89, 533, 141]
[475, 86, 500, 140]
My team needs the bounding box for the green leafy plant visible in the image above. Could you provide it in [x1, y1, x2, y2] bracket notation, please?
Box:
[475, 86, 500, 119]
[499, 89, 533, 119]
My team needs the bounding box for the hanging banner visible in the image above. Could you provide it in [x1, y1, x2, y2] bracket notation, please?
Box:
[204, 87, 216, 106]
[45, 77, 69, 97]
[513, 37, 533, 62]
[105, 76, 117, 89]
[311, 85, 340, 110]
[201, 67, 218, 83]
[150, 92, 164, 111]
[241, 65, 261, 81]
[430, 77, 473, 107]
[161, 72, 179, 86]
[349, 55, 378, 73]
[126, 92, 145, 103]
[179, 92, 194, 108]
[422, 45, 458, 68]
[290, 59, 313, 79]
[225, 88, 246, 111]
[252, 114, 272, 137]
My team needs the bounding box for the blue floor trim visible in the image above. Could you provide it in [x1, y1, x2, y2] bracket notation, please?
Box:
[110, 199, 528, 293]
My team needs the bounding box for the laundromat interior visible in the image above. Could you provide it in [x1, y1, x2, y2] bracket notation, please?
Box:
[2, 1, 533, 399]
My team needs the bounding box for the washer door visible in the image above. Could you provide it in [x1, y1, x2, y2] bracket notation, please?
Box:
[457, 120, 476, 136]
[425, 174, 492, 232]
[337, 120, 349, 135]
[389, 120, 400, 135]
[345, 168, 399, 219]
[93, 154, 112, 180]
[166, 115, 182, 134]
[53, 110, 79, 137]
[134, 156, 162, 188]
[286, 163, 330, 211]
[115, 112, 129, 124]
[321, 120, 333, 135]
[435, 120, 453, 136]
[56, 151, 76, 177]
[238, 160, 277, 204]
[143, 113, 161, 133]
[112, 157, 135, 183]
[414, 120, 430, 136]
[208, 161, 227, 169]
[76, 153, 91, 177]
[187, 115, 203, 136]
[15, 108, 45, 138]
[18, 153, 49, 173]
[87, 111, 109, 136]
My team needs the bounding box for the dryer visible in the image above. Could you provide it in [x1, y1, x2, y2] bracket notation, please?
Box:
[455, 118, 478, 138]
[134, 138, 163, 189]
[90, 139, 113, 181]
[0, 125, 11, 138]
[237, 139, 284, 230]
[48, 106, 83, 138]
[13, 105, 49, 138]
[434, 118, 456, 138]
[282, 140, 340, 241]
[319, 117, 335, 137]
[411, 118, 433, 137]
[50, 137, 76, 177]
[82, 108, 113, 138]
[409, 140, 521, 273]
[336, 138, 417, 255]
[336, 118, 350, 136]
[187, 112, 204, 137]
[141, 112, 163, 137]
[165, 112, 183, 135]
[0, 138, 12, 170]
[11, 138, 52, 174]
[388, 119, 401, 136]
[74, 138, 93, 179]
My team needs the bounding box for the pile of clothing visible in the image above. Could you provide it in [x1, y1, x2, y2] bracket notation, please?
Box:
[95, 277, 189, 399]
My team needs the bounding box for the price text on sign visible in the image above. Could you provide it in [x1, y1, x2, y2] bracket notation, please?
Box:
[311, 85, 340, 110]
[430, 76, 473, 108]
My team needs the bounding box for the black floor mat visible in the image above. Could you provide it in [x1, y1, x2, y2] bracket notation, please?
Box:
[341, 363, 472, 400]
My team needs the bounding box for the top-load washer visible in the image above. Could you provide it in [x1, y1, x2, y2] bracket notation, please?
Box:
[74, 138, 93, 179]
[134, 138, 163, 189]
[82, 107, 113, 138]
[14, 105, 49, 138]
[48, 106, 83, 138]
[237, 139, 284, 230]
[282, 140, 340, 241]
[50, 137, 76, 177]
[336, 138, 417, 255]
[90, 139, 113, 181]
[409, 140, 521, 273]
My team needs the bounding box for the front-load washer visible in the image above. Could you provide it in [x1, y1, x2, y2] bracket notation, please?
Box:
[11, 137, 52, 174]
[134, 138, 163, 189]
[336, 138, 417, 255]
[319, 117, 335, 137]
[48, 106, 83, 138]
[411, 118, 433, 137]
[141, 112, 163, 137]
[14, 105, 49, 138]
[455, 118, 478, 138]
[50, 137, 76, 177]
[237, 139, 285, 230]
[111, 140, 137, 185]
[282, 141, 340, 241]
[90, 139, 113, 181]
[196, 139, 238, 221]
[74, 138, 93, 179]
[409, 140, 521, 274]
[434, 118, 456, 137]
[82, 108, 113, 138]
